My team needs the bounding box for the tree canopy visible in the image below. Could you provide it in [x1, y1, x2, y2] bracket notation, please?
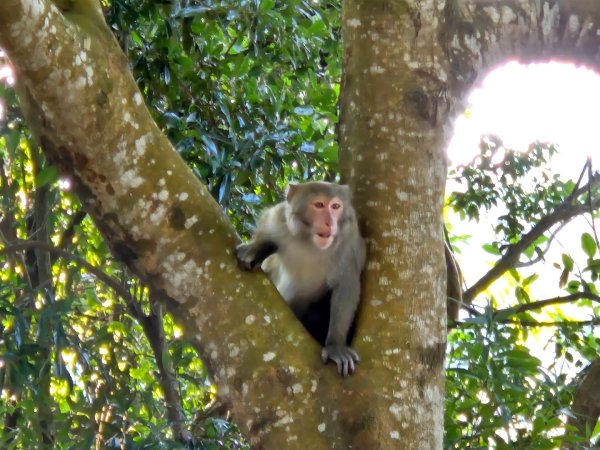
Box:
[0, 0, 600, 449]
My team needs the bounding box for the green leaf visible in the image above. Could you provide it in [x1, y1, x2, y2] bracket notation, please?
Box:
[35, 165, 59, 188]
[259, 0, 275, 11]
[581, 232, 597, 258]
[504, 348, 541, 371]
[58, 399, 71, 414]
[319, 143, 338, 163]
[592, 413, 600, 440]
[562, 253, 574, 271]
[522, 273, 539, 286]
[130, 30, 143, 45]
[515, 286, 529, 302]
[294, 106, 314, 116]
[461, 315, 489, 325]
[308, 19, 326, 35]
[482, 244, 500, 255]
[4, 130, 20, 156]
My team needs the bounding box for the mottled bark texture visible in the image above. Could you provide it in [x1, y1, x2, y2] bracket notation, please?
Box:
[339, 2, 448, 447]
[2, 0, 600, 448]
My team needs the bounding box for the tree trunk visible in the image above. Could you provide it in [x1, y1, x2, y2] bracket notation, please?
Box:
[338, 1, 449, 447]
[563, 358, 600, 449]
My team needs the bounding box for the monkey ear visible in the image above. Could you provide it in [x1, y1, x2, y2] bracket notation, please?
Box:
[286, 183, 299, 202]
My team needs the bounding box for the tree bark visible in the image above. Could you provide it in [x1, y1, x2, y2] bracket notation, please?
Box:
[563, 358, 600, 449]
[442, 0, 600, 103]
[339, 2, 449, 447]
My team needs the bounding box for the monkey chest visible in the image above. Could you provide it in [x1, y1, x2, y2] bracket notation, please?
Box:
[270, 247, 330, 306]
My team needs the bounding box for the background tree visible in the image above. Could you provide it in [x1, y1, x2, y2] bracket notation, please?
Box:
[0, 0, 599, 449]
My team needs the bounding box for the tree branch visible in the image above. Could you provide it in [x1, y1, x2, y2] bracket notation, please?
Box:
[514, 222, 566, 268]
[54, 209, 87, 253]
[0, 2, 340, 446]
[460, 319, 600, 328]
[492, 293, 600, 317]
[0, 240, 145, 315]
[464, 179, 600, 302]
[143, 293, 193, 445]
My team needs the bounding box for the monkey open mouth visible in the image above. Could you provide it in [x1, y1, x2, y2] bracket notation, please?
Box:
[315, 232, 334, 249]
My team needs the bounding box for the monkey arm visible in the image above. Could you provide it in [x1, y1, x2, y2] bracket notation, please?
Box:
[322, 272, 361, 377]
[236, 240, 278, 270]
[236, 204, 287, 270]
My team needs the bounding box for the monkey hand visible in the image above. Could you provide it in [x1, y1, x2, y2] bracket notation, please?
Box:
[236, 241, 278, 271]
[235, 243, 256, 270]
[321, 345, 360, 377]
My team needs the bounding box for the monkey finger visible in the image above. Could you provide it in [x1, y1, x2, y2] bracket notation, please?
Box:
[341, 359, 348, 377]
[337, 358, 348, 377]
[235, 248, 256, 270]
[321, 347, 330, 364]
[341, 347, 358, 364]
[346, 357, 355, 376]
[341, 353, 356, 375]
[323, 349, 341, 365]
[349, 348, 360, 363]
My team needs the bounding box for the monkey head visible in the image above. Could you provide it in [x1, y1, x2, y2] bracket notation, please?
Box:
[285, 182, 353, 250]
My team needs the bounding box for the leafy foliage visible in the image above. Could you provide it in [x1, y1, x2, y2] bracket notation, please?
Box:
[446, 315, 583, 449]
[449, 137, 572, 245]
[107, 0, 342, 234]
[446, 138, 600, 449]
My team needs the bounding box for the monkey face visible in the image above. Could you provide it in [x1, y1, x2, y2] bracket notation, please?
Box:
[286, 182, 353, 250]
[307, 195, 344, 249]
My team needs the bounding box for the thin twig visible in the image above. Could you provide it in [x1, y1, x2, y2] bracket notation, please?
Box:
[494, 292, 600, 316]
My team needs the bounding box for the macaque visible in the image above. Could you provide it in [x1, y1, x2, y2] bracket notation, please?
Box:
[236, 181, 366, 376]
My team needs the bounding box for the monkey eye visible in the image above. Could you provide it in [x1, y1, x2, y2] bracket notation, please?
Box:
[314, 201, 325, 208]
[331, 203, 342, 210]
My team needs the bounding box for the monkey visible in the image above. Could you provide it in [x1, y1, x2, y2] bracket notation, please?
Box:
[236, 181, 366, 376]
